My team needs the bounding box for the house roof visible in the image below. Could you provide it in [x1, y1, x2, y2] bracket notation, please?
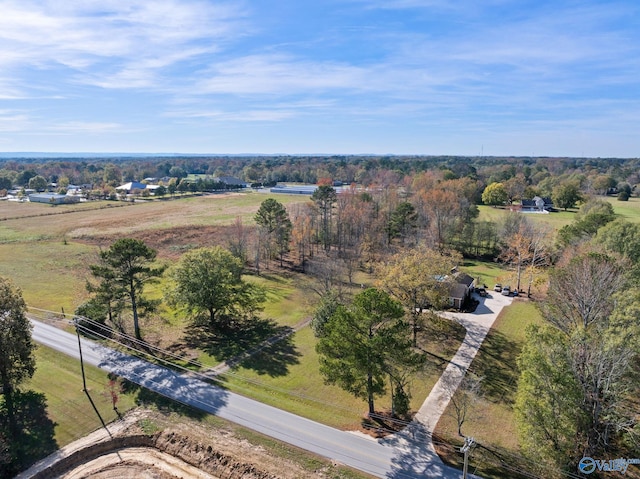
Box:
[116, 181, 147, 190]
[454, 272, 475, 287]
[449, 283, 468, 300]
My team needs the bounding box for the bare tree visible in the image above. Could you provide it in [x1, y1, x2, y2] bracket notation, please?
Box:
[541, 250, 626, 335]
[444, 373, 483, 437]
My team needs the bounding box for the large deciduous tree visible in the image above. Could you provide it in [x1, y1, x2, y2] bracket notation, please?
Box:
[87, 238, 165, 340]
[377, 247, 462, 347]
[165, 246, 265, 332]
[499, 214, 552, 294]
[556, 198, 615, 247]
[316, 288, 415, 416]
[515, 250, 640, 472]
[552, 181, 582, 211]
[481, 182, 508, 207]
[27, 175, 47, 192]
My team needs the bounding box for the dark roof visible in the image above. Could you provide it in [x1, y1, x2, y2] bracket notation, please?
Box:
[449, 283, 468, 300]
[455, 273, 475, 287]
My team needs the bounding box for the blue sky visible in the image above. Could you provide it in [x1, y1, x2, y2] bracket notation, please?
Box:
[0, 0, 638, 157]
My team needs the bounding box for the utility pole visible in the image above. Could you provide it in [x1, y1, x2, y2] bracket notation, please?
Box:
[461, 436, 476, 479]
[74, 319, 87, 393]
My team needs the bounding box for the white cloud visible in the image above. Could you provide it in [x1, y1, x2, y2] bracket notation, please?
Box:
[0, 0, 248, 91]
[0, 110, 31, 131]
[196, 54, 370, 95]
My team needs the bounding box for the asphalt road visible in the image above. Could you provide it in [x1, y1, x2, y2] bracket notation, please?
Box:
[31, 320, 467, 479]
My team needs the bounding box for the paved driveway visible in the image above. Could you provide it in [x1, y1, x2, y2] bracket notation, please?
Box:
[404, 292, 514, 477]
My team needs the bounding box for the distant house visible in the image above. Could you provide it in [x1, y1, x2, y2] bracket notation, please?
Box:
[520, 196, 553, 212]
[29, 193, 80, 205]
[116, 181, 148, 193]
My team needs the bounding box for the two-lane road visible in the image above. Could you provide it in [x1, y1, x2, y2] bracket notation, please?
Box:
[31, 320, 465, 478]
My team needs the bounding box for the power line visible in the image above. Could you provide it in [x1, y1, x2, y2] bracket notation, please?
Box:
[29, 306, 585, 479]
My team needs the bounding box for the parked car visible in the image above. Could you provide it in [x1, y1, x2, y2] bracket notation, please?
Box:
[512, 289, 519, 297]
[501, 286, 511, 296]
[476, 286, 487, 297]
[494, 283, 502, 292]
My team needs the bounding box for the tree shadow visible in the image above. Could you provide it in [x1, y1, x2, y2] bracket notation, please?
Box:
[237, 331, 301, 377]
[382, 422, 460, 478]
[98, 350, 227, 421]
[184, 317, 301, 377]
[466, 329, 521, 405]
[0, 389, 58, 477]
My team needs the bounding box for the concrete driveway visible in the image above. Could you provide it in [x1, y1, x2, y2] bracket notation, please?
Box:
[386, 292, 514, 478]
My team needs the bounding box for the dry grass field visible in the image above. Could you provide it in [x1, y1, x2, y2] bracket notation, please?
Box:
[0, 192, 302, 309]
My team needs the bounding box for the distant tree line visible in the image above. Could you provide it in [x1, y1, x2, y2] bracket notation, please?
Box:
[1, 154, 640, 200]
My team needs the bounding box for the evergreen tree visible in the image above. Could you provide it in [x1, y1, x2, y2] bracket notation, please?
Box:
[87, 239, 164, 340]
[316, 288, 419, 415]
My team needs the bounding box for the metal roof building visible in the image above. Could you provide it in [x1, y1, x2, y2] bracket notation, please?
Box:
[29, 193, 80, 205]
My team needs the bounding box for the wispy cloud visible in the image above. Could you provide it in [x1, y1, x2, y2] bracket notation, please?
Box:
[0, 0, 248, 91]
[45, 121, 123, 134]
[0, 0, 638, 155]
[0, 110, 30, 131]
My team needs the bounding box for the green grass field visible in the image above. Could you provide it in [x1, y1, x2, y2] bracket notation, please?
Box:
[24, 345, 138, 446]
[604, 195, 640, 222]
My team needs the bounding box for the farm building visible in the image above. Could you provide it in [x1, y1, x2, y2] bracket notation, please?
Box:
[29, 193, 80, 205]
[270, 184, 319, 195]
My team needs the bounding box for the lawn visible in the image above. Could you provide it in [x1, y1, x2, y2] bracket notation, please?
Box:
[477, 205, 577, 230]
[604, 195, 640, 222]
[24, 345, 138, 446]
[220, 317, 466, 430]
[0, 192, 309, 311]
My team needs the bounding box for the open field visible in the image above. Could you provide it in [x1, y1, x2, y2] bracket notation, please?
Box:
[2, 192, 466, 440]
[604, 195, 640, 222]
[478, 195, 640, 230]
[0, 192, 305, 311]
